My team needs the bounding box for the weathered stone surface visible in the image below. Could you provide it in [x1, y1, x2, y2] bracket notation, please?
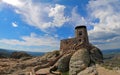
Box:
[57, 53, 73, 72]
[40, 50, 60, 63]
[78, 65, 98, 75]
[69, 48, 90, 75]
[89, 45, 103, 64]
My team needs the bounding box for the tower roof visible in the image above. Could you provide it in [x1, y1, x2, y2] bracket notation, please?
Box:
[75, 25, 86, 29]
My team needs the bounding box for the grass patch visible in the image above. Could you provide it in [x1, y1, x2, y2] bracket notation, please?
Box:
[62, 72, 69, 75]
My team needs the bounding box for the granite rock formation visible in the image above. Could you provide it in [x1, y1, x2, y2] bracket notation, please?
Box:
[57, 52, 73, 72]
[89, 44, 103, 64]
[69, 46, 103, 75]
[69, 48, 90, 75]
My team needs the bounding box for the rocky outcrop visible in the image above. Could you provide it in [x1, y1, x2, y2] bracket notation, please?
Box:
[43, 45, 103, 75]
[89, 45, 103, 64]
[0, 46, 103, 75]
[68, 45, 103, 75]
[69, 48, 90, 75]
[34, 51, 63, 72]
[39, 51, 60, 64]
[57, 53, 73, 72]
[0, 45, 103, 75]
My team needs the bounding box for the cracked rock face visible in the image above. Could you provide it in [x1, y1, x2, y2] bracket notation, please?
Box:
[69, 48, 90, 75]
[89, 45, 103, 64]
[57, 53, 73, 72]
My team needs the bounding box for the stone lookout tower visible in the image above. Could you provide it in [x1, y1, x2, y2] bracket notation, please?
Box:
[60, 25, 89, 53]
[75, 26, 89, 45]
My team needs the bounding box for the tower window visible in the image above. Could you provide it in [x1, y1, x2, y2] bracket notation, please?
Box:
[79, 39, 81, 42]
[79, 31, 82, 36]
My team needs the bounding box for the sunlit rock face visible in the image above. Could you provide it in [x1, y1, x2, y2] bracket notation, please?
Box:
[69, 48, 90, 75]
[69, 46, 103, 75]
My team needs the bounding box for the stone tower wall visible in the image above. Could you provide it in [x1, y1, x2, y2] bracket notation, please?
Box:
[75, 26, 89, 45]
[60, 25, 89, 53]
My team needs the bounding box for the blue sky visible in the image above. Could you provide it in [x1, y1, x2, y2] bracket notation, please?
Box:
[0, 0, 120, 52]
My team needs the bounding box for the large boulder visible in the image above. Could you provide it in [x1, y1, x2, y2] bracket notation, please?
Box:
[57, 53, 73, 72]
[69, 48, 90, 75]
[89, 45, 103, 64]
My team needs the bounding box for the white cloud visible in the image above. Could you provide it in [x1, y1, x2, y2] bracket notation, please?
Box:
[70, 7, 87, 26]
[1, 0, 88, 30]
[0, 33, 59, 52]
[0, 33, 59, 47]
[2, 0, 24, 7]
[1, 0, 69, 31]
[12, 22, 18, 27]
[87, 0, 120, 50]
[48, 4, 69, 27]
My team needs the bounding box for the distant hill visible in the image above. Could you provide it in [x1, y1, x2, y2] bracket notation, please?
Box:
[27, 51, 45, 56]
[10, 51, 32, 59]
[0, 48, 45, 57]
[102, 49, 120, 60]
[102, 49, 120, 55]
[0, 49, 13, 58]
